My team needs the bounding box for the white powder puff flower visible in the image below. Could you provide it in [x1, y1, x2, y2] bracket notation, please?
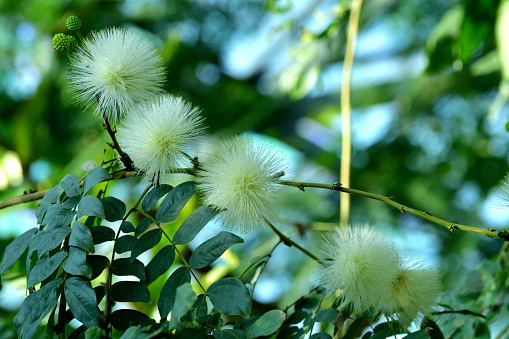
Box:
[117, 95, 205, 182]
[380, 261, 441, 326]
[316, 224, 400, 313]
[69, 27, 165, 124]
[197, 135, 288, 233]
[492, 172, 509, 209]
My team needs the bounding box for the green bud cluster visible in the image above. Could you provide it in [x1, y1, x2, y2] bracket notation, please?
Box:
[68, 35, 78, 51]
[52, 33, 70, 51]
[66, 16, 82, 31]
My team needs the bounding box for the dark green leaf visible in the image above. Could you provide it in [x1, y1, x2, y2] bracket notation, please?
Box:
[370, 328, 392, 339]
[64, 276, 101, 328]
[189, 231, 243, 269]
[173, 205, 218, 245]
[46, 306, 56, 339]
[142, 184, 173, 211]
[94, 285, 106, 304]
[213, 329, 247, 339]
[130, 229, 162, 262]
[84, 327, 103, 339]
[68, 326, 86, 339]
[41, 185, 64, 204]
[70, 221, 95, 252]
[473, 322, 490, 339]
[111, 309, 156, 333]
[115, 235, 137, 254]
[0, 228, 37, 275]
[14, 278, 62, 339]
[119, 326, 158, 339]
[42, 205, 75, 228]
[112, 258, 146, 280]
[135, 218, 151, 237]
[101, 197, 126, 222]
[421, 317, 444, 339]
[361, 332, 373, 339]
[246, 309, 285, 338]
[77, 196, 104, 219]
[30, 227, 71, 259]
[284, 310, 309, 326]
[63, 247, 92, 276]
[83, 167, 111, 194]
[310, 334, 332, 339]
[373, 321, 404, 334]
[62, 196, 81, 209]
[27, 252, 67, 288]
[120, 221, 135, 233]
[169, 283, 196, 329]
[155, 181, 195, 223]
[91, 226, 115, 244]
[314, 308, 341, 323]
[35, 203, 50, 224]
[295, 294, 320, 310]
[403, 328, 432, 339]
[207, 277, 251, 316]
[158, 266, 191, 320]
[60, 174, 80, 197]
[144, 245, 175, 285]
[205, 313, 223, 329]
[194, 294, 208, 322]
[111, 281, 151, 303]
[234, 317, 259, 331]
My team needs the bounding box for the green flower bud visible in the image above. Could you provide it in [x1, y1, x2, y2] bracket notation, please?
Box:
[52, 33, 70, 51]
[66, 16, 81, 31]
[68, 35, 78, 51]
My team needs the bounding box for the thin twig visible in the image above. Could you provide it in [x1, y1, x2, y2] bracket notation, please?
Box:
[280, 180, 507, 241]
[264, 219, 320, 261]
[340, 0, 364, 225]
[101, 112, 134, 171]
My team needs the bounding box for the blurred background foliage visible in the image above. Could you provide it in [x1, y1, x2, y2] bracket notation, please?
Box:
[1, 0, 509, 337]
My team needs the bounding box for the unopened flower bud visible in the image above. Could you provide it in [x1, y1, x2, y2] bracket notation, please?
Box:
[66, 16, 82, 31]
[52, 33, 70, 51]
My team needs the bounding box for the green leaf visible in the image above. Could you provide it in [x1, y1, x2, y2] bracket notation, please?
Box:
[155, 181, 195, 223]
[169, 283, 196, 329]
[213, 329, 247, 339]
[111, 281, 151, 303]
[84, 327, 103, 339]
[310, 334, 332, 339]
[142, 184, 173, 211]
[62, 196, 81, 209]
[189, 231, 243, 269]
[173, 205, 218, 245]
[234, 317, 259, 331]
[115, 235, 137, 254]
[112, 258, 146, 280]
[130, 229, 162, 262]
[245, 309, 285, 338]
[403, 329, 432, 339]
[421, 317, 444, 339]
[144, 245, 175, 285]
[90, 226, 115, 244]
[207, 277, 251, 316]
[373, 321, 404, 334]
[473, 322, 490, 339]
[42, 205, 75, 228]
[370, 328, 392, 339]
[83, 167, 111, 194]
[14, 278, 62, 339]
[78, 196, 105, 219]
[30, 227, 71, 259]
[70, 221, 95, 252]
[119, 326, 158, 339]
[0, 228, 37, 275]
[111, 309, 156, 332]
[120, 221, 135, 233]
[41, 185, 64, 204]
[63, 247, 92, 276]
[135, 218, 151, 237]
[64, 276, 101, 328]
[60, 174, 80, 197]
[194, 294, 208, 322]
[27, 252, 67, 288]
[35, 203, 50, 224]
[87, 255, 109, 280]
[158, 266, 191, 320]
[314, 308, 340, 323]
[101, 197, 126, 222]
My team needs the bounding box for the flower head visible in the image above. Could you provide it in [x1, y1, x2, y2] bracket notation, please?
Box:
[117, 95, 205, 181]
[52, 33, 70, 51]
[66, 16, 82, 31]
[380, 263, 441, 325]
[492, 172, 509, 209]
[68, 27, 165, 124]
[316, 224, 400, 313]
[197, 135, 288, 233]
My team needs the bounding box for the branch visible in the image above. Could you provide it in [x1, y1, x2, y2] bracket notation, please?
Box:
[264, 219, 320, 261]
[102, 113, 134, 171]
[280, 180, 508, 242]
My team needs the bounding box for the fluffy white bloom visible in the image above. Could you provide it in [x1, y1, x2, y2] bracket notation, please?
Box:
[117, 95, 205, 181]
[316, 224, 400, 313]
[197, 135, 288, 233]
[493, 172, 509, 209]
[380, 262, 441, 325]
[69, 27, 165, 124]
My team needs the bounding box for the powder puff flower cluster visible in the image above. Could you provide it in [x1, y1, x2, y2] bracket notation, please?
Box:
[68, 27, 165, 124]
[117, 95, 206, 182]
[196, 135, 288, 233]
[316, 224, 441, 326]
